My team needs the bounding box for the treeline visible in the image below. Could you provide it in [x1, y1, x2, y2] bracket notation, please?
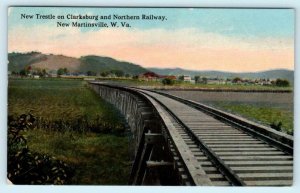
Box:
[10, 66, 132, 78]
[85, 69, 130, 77]
[160, 75, 290, 87]
[11, 66, 48, 77]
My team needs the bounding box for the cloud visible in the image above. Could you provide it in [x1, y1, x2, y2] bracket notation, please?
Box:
[8, 26, 294, 72]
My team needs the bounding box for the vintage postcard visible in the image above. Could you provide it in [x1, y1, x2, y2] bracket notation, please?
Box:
[7, 7, 294, 186]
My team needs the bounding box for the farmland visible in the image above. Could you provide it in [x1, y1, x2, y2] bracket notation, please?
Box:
[98, 78, 293, 91]
[161, 90, 293, 134]
[8, 78, 131, 184]
[7, 77, 294, 185]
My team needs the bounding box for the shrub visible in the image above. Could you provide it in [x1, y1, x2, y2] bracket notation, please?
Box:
[7, 114, 74, 184]
[275, 79, 290, 87]
[270, 121, 282, 132]
[162, 78, 175, 85]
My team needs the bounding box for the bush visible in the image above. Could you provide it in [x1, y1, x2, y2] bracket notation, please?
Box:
[162, 78, 175, 85]
[7, 114, 74, 184]
[275, 79, 290, 87]
[232, 77, 242, 83]
[270, 121, 282, 131]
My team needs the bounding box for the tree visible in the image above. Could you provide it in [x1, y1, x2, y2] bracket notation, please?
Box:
[41, 69, 47, 77]
[32, 68, 47, 77]
[19, 69, 27, 76]
[178, 75, 184, 81]
[57, 69, 64, 76]
[232, 77, 242, 83]
[19, 65, 32, 76]
[100, 71, 109, 77]
[162, 78, 175, 85]
[275, 79, 290, 87]
[86, 71, 96, 76]
[201, 77, 208, 84]
[63, 68, 68, 74]
[57, 68, 68, 76]
[132, 75, 139, 80]
[194, 76, 200, 83]
[110, 70, 124, 77]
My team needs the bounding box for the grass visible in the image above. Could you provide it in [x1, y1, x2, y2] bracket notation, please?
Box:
[24, 129, 131, 185]
[8, 79, 122, 124]
[211, 102, 293, 135]
[161, 90, 293, 135]
[8, 78, 131, 184]
[8, 78, 125, 133]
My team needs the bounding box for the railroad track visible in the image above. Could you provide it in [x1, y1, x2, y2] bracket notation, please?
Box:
[132, 88, 293, 186]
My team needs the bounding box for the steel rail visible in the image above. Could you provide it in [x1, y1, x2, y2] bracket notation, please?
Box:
[134, 88, 245, 186]
[144, 89, 293, 155]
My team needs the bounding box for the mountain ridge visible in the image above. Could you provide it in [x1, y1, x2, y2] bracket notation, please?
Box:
[8, 52, 147, 76]
[8, 52, 293, 83]
[148, 67, 294, 83]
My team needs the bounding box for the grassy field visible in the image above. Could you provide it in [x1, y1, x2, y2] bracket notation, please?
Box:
[211, 102, 293, 134]
[162, 90, 293, 135]
[99, 78, 293, 91]
[25, 129, 130, 184]
[8, 78, 131, 184]
[9, 79, 124, 129]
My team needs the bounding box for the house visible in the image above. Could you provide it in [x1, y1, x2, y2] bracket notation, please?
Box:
[163, 75, 177, 80]
[183, 75, 192, 82]
[139, 72, 161, 81]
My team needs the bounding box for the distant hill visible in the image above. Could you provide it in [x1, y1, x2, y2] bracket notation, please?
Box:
[148, 67, 294, 84]
[32, 54, 80, 71]
[79, 56, 147, 75]
[8, 52, 47, 72]
[8, 52, 293, 82]
[8, 52, 148, 75]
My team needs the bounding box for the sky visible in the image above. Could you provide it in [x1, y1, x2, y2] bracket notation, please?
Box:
[8, 7, 294, 72]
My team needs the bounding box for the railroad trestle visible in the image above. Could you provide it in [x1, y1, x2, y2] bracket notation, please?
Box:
[89, 82, 293, 186]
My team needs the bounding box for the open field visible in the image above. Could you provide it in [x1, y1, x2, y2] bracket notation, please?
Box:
[25, 129, 131, 184]
[162, 90, 293, 134]
[8, 78, 126, 133]
[99, 78, 293, 91]
[8, 78, 131, 184]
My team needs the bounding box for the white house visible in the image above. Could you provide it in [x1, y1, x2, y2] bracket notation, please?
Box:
[183, 75, 192, 82]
